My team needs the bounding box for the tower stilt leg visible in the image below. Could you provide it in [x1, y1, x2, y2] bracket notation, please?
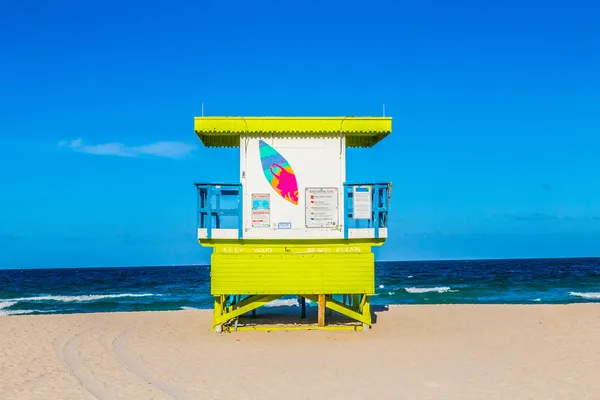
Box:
[318, 294, 326, 327]
[213, 295, 224, 333]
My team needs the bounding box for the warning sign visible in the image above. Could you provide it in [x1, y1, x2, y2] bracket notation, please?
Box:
[252, 194, 270, 228]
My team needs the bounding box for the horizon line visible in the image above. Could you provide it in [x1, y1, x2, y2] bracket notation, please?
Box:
[1, 255, 599, 271]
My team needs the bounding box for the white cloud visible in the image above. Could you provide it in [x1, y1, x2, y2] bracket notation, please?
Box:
[131, 141, 198, 158]
[57, 139, 197, 159]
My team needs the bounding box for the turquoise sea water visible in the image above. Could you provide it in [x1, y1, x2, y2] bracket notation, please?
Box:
[1, 258, 600, 316]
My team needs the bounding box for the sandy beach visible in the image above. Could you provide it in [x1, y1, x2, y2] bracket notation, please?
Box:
[1, 304, 600, 399]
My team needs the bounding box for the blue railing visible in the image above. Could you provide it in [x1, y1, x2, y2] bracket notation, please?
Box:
[195, 183, 243, 239]
[343, 182, 392, 239]
[195, 182, 390, 240]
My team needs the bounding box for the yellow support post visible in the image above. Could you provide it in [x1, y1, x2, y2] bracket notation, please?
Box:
[213, 295, 224, 333]
[213, 295, 281, 328]
[305, 295, 371, 326]
[362, 295, 371, 331]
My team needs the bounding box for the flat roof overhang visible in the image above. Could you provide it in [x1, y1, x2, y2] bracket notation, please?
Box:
[194, 116, 392, 148]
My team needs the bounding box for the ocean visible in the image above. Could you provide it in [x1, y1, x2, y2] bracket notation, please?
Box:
[1, 258, 600, 316]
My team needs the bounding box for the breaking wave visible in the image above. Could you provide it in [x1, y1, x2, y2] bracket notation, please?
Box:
[0, 309, 37, 316]
[264, 298, 314, 307]
[0, 301, 17, 310]
[569, 292, 600, 300]
[264, 298, 301, 307]
[404, 286, 454, 294]
[4, 293, 158, 303]
[0, 302, 52, 316]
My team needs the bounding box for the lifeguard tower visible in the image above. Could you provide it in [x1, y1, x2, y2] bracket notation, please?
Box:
[194, 116, 392, 332]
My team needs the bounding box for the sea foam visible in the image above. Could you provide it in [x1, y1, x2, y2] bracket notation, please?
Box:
[264, 298, 314, 307]
[6, 293, 158, 303]
[264, 298, 301, 307]
[404, 286, 453, 294]
[0, 309, 37, 316]
[0, 301, 51, 316]
[0, 301, 17, 310]
[569, 292, 600, 300]
[0, 309, 56, 316]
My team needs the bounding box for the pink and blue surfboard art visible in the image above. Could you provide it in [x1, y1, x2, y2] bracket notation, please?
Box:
[259, 140, 299, 205]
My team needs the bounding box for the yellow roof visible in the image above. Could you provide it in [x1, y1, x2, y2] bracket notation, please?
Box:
[194, 116, 392, 148]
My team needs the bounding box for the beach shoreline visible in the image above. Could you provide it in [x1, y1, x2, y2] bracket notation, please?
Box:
[2, 304, 600, 399]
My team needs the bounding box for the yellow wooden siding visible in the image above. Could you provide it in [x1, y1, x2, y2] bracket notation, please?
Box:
[211, 253, 375, 295]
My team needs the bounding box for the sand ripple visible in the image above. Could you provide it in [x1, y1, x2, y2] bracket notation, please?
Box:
[55, 319, 193, 399]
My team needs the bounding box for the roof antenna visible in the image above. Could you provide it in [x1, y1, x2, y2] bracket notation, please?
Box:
[382, 104, 385, 117]
[202, 103, 204, 117]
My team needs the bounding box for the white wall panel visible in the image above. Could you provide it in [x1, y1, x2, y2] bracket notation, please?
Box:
[240, 136, 346, 239]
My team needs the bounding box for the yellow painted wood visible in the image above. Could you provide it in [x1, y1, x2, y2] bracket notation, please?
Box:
[213, 295, 223, 319]
[208, 242, 376, 330]
[358, 293, 368, 313]
[227, 294, 271, 311]
[211, 252, 375, 295]
[232, 325, 364, 332]
[213, 293, 371, 331]
[318, 294, 326, 327]
[304, 295, 372, 325]
[213, 294, 281, 326]
[362, 296, 371, 323]
[194, 116, 392, 148]
[212, 245, 371, 254]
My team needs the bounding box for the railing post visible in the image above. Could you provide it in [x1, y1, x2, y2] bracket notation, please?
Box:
[343, 184, 349, 240]
[237, 184, 243, 239]
[373, 184, 380, 239]
[215, 188, 221, 229]
[200, 186, 207, 229]
[380, 185, 386, 227]
[196, 186, 200, 231]
[207, 185, 212, 239]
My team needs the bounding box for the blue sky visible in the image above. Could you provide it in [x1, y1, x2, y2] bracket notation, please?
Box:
[1, 0, 599, 268]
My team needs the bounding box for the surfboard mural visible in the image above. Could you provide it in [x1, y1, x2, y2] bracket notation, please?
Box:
[258, 140, 299, 205]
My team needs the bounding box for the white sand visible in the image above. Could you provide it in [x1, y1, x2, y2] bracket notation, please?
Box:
[2, 304, 600, 399]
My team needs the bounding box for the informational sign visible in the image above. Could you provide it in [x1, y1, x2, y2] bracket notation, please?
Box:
[353, 186, 372, 220]
[305, 187, 339, 228]
[251, 193, 270, 228]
